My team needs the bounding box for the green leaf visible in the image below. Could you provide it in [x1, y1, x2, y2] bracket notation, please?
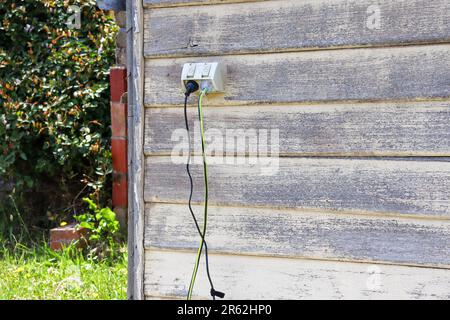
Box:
[79, 221, 94, 230]
[82, 197, 97, 211]
[100, 208, 116, 222]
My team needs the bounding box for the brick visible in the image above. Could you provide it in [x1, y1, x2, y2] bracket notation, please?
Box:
[110, 66, 127, 102]
[110, 66, 128, 223]
[111, 102, 127, 138]
[49, 224, 88, 251]
[113, 172, 128, 207]
[112, 138, 128, 173]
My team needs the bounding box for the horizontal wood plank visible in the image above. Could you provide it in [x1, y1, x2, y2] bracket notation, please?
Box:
[144, 0, 262, 8]
[144, 45, 450, 106]
[144, 101, 450, 156]
[144, 250, 450, 299]
[144, 0, 450, 58]
[144, 203, 450, 266]
[144, 157, 450, 217]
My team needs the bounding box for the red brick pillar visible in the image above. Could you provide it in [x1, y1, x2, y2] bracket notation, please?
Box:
[110, 66, 128, 229]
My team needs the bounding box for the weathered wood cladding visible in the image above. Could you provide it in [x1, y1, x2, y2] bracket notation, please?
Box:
[145, 250, 450, 300]
[144, 0, 263, 9]
[144, 45, 450, 107]
[145, 203, 450, 267]
[144, 102, 450, 157]
[144, 0, 450, 58]
[140, 0, 450, 299]
[145, 156, 450, 218]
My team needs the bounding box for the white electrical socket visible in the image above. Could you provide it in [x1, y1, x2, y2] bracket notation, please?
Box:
[181, 62, 226, 93]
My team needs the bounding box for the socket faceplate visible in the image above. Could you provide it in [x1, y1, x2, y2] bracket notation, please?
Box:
[181, 62, 226, 93]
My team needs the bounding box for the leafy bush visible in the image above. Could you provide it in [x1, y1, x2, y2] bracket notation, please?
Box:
[0, 0, 118, 230]
[75, 197, 118, 243]
[74, 197, 120, 259]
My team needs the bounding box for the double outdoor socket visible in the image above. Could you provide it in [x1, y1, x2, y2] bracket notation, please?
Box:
[181, 62, 226, 93]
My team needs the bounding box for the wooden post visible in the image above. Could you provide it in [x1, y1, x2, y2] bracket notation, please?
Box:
[126, 0, 145, 300]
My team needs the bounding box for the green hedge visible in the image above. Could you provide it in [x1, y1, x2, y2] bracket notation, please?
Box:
[0, 0, 118, 226]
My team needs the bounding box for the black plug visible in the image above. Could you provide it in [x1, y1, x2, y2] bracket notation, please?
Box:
[211, 288, 225, 299]
[185, 80, 199, 97]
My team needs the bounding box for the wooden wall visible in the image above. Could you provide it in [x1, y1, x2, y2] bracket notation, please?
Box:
[141, 0, 450, 299]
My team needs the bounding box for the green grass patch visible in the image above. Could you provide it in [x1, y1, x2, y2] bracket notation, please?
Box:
[0, 242, 127, 300]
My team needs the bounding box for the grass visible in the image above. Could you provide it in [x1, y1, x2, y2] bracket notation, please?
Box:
[0, 241, 127, 300]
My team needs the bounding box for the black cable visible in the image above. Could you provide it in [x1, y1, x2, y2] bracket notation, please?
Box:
[184, 84, 224, 300]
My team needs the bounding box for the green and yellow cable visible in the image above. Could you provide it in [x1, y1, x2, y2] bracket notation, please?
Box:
[187, 88, 209, 300]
